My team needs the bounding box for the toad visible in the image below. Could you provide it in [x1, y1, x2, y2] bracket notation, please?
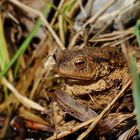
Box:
[53, 46, 129, 120]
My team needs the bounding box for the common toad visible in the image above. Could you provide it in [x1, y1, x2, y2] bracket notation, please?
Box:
[53, 46, 129, 118]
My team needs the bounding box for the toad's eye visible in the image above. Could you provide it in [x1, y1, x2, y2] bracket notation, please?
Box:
[74, 58, 86, 70]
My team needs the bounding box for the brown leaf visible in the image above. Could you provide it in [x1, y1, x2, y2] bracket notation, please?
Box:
[98, 113, 134, 135]
[117, 125, 137, 140]
[54, 90, 98, 121]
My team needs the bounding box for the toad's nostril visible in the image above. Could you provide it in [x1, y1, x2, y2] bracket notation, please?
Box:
[53, 53, 56, 61]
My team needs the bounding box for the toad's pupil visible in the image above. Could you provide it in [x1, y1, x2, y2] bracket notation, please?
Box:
[74, 59, 86, 69]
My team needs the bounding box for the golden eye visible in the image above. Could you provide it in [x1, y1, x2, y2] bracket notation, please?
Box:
[74, 58, 86, 70]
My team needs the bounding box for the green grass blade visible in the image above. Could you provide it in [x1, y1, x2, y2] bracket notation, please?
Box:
[0, 5, 51, 79]
[135, 20, 140, 48]
[0, 13, 12, 112]
[0, 13, 9, 70]
[62, 0, 76, 15]
[129, 54, 140, 134]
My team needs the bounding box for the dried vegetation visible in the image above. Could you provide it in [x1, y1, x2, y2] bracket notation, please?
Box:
[0, 0, 140, 139]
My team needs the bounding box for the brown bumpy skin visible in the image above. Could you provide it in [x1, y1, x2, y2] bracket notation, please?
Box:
[54, 46, 129, 111]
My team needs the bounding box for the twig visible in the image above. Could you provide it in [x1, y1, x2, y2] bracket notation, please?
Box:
[116, 19, 129, 62]
[50, 0, 65, 26]
[83, 0, 118, 28]
[111, 34, 134, 47]
[47, 118, 96, 140]
[8, 0, 65, 50]
[68, 30, 83, 49]
[69, 0, 118, 48]
[1, 78, 45, 111]
[67, 1, 79, 18]
[77, 80, 131, 140]
[91, 27, 134, 39]
[78, 0, 87, 17]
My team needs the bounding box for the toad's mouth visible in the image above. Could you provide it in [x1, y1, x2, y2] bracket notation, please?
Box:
[61, 73, 93, 80]
[64, 75, 103, 87]
[56, 69, 93, 80]
[54, 65, 95, 81]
